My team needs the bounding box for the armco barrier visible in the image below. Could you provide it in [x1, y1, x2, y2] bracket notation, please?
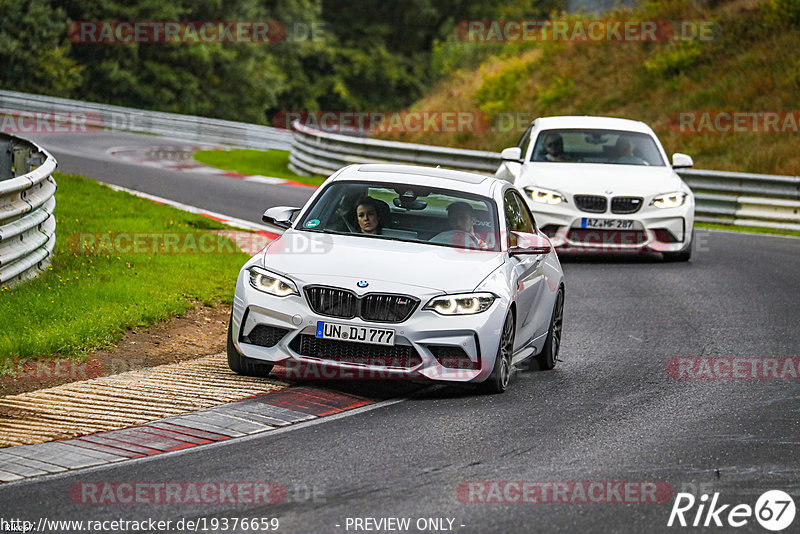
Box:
[0, 133, 57, 287]
[2, 90, 796, 232]
[0, 89, 292, 151]
[289, 122, 800, 232]
[288, 121, 501, 176]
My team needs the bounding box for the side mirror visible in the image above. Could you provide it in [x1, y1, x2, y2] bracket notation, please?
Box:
[508, 231, 552, 255]
[500, 147, 522, 162]
[672, 153, 694, 169]
[262, 206, 300, 229]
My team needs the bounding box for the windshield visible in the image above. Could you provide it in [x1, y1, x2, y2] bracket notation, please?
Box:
[297, 181, 501, 251]
[531, 129, 665, 166]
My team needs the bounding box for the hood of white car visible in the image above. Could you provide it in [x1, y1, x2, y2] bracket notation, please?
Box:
[259, 230, 505, 294]
[518, 163, 687, 197]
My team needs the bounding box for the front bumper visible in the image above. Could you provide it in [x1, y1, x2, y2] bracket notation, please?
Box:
[231, 274, 509, 383]
[529, 202, 694, 253]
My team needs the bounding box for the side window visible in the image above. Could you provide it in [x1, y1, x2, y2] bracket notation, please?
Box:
[512, 191, 537, 233]
[504, 191, 522, 234]
[504, 190, 536, 247]
[504, 191, 535, 233]
[517, 125, 533, 159]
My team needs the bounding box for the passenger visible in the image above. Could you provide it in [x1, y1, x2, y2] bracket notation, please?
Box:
[614, 138, 646, 165]
[431, 202, 487, 249]
[354, 197, 383, 235]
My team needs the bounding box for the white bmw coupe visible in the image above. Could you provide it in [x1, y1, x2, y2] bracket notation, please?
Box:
[496, 116, 695, 261]
[228, 164, 565, 393]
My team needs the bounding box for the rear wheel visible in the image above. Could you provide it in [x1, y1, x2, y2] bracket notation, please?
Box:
[227, 315, 274, 378]
[479, 311, 515, 394]
[534, 287, 564, 371]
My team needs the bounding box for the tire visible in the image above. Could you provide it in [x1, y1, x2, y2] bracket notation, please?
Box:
[227, 316, 274, 378]
[478, 311, 515, 394]
[663, 230, 693, 262]
[534, 287, 564, 371]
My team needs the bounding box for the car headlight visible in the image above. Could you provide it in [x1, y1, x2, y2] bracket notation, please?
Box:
[248, 267, 299, 297]
[526, 187, 566, 205]
[651, 192, 687, 209]
[423, 292, 497, 315]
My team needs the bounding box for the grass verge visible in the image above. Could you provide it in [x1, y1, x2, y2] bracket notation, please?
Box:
[193, 148, 325, 186]
[696, 222, 800, 238]
[0, 173, 250, 361]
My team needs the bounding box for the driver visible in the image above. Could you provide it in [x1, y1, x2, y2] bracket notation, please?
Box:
[542, 133, 568, 162]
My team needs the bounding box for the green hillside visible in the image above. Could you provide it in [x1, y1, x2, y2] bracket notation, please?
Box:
[377, 0, 800, 175]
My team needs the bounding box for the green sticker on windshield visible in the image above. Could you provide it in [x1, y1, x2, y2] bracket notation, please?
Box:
[305, 219, 320, 228]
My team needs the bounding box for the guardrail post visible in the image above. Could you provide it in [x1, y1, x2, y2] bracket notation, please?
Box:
[0, 140, 12, 181]
[13, 146, 31, 176]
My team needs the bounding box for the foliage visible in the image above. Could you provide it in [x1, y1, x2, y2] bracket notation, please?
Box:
[537, 75, 576, 110]
[0, 0, 83, 95]
[2, 0, 563, 123]
[377, 0, 800, 176]
[644, 40, 705, 77]
[762, 0, 800, 25]
[475, 55, 539, 115]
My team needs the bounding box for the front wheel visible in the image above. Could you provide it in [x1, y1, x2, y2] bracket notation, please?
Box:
[227, 315, 274, 378]
[534, 287, 564, 371]
[479, 311, 515, 394]
[663, 230, 693, 262]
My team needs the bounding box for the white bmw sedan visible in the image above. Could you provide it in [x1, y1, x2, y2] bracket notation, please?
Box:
[228, 164, 565, 393]
[496, 116, 695, 261]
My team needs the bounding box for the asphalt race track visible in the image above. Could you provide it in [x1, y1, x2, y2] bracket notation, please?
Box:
[26, 131, 313, 225]
[2, 132, 799, 533]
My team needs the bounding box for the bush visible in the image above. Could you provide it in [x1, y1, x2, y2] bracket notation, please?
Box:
[644, 40, 704, 77]
[475, 55, 538, 114]
[762, 0, 800, 26]
[537, 76, 575, 110]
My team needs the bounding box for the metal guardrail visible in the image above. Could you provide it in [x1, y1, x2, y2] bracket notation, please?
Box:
[288, 121, 501, 176]
[0, 133, 57, 287]
[0, 89, 292, 151]
[680, 169, 800, 231]
[2, 91, 796, 232]
[289, 122, 800, 232]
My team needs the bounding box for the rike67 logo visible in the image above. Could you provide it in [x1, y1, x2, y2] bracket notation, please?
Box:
[668, 490, 795, 531]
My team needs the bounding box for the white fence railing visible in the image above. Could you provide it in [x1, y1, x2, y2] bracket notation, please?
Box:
[289, 122, 800, 232]
[0, 89, 292, 151]
[0, 133, 57, 286]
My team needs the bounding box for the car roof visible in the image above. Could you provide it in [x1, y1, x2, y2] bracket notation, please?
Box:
[533, 116, 656, 135]
[332, 164, 502, 195]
